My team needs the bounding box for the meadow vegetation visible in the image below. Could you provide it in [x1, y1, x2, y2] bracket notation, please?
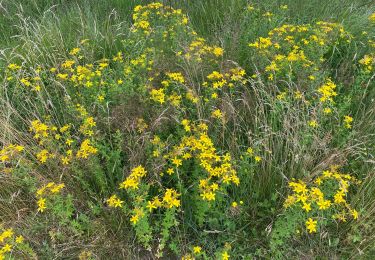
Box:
[1, 0, 375, 259]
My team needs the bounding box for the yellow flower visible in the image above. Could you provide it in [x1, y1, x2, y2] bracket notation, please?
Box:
[37, 198, 47, 212]
[359, 55, 373, 66]
[167, 168, 174, 175]
[147, 200, 158, 212]
[182, 153, 192, 160]
[314, 177, 323, 185]
[1, 244, 12, 253]
[302, 203, 311, 212]
[254, 156, 262, 162]
[211, 109, 223, 119]
[222, 251, 230, 260]
[66, 139, 74, 146]
[212, 47, 224, 57]
[343, 115, 353, 129]
[309, 120, 318, 128]
[289, 181, 308, 194]
[294, 91, 303, 99]
[263, 11, 273, 17]
[231, 202, 238, 208]
[249, 37, 273, 49]
[130, 208, 144, 225]
[351, 209, 359, 220]
[20, 78, 31, 86]
[323, 107, 332, 114]
[62, 59, 75, 69]
[0, 229, 13, 243]
[15, 235, 24, 244]
[193, 246, 202, 254]
[99, 62, 109, 70]
[130, 214, 139, 225]
[305, 218, 317, 233]
[61, 156, 70, 165]
[172, 157, 182, 167]
[97, 95, 105, 102]
[277, 92, 286, 100]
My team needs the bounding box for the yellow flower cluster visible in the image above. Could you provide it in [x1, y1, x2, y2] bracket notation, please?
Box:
[317, 78, 337, 103]
[146, 188, 181, 212]
[132, 3, 224, 64]
[150, 88, 166, 104]
[52, 56, 110, 90]
[204, 68, 247, 98]
[284, 167, 359, 233]
[151, 135, 166, 158]
[106, 194, 124, 208]
[79, 116, 96, 137]
[132, 3, 177, 35]
[249, 22, 351, 82]
[36, 182, 65, 212]
[36, 149, 55, 164]
[29, 111, 97, 165]
[161, 188, 180, 208]
[148, 72, 188, 106]
[30, 120, 50, 141]
[166, 72, 185, 84]
[149, 65, 246, 112]
[0, 144, 24, 174]
[124, 48, 155, 76]
[130, 207, 145, 225]
[249, 36, 273, 49]
[7, 63, 21, 71]
[211, 109, 223, 119]
[136, 118, 148, 133]
[6, 64, 44, 91]
[76, 139, 98, 159]
[119, 165, 147, 190]
[164, 121, 239, 201]
[359, 54, 374, 73]
[184, 37, 224, 62]
[0, 228, 29, 259]
[246, 147, 262, 162]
